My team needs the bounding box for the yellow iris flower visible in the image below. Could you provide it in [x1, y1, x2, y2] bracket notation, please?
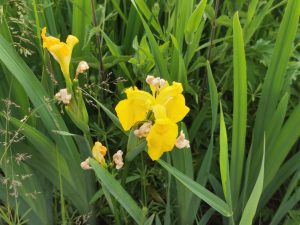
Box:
[115, 82, 189, 131]
[146, 105, 178, 160]
[41, 27, 79, 79]
[115, 80, 190, 160]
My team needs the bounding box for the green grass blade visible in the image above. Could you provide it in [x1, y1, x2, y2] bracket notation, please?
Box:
[123, 5, 141, 52]
[265, 102, 300, 186]
[90, 159, 145, 224]
[72, 0, 92, 56]
[196, 62, 218, 183]
[250, 0, 300, 184]
[231, 12, 247, 201]
[199, 208, 215, 225]
[239, 142, 265, 225]
[188, 104, 208, 142]
[185, 0, 207, 44]
[188, 62, 219, 223]
[131, 0, 164, 39]
[265, 92, 289, 151]
[259, 151, 300, 211]
[246, 0, 259, 24]
[244, 0, 274, 43]
[158, 159, 232, 217]
[219, 102, 232, 206]
[270, 185, 300, 225]
[173, 0, 193, 51]
[171, 123, 194, 225]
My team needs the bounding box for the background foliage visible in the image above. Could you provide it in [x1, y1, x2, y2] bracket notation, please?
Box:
[0, 0, 299, 224]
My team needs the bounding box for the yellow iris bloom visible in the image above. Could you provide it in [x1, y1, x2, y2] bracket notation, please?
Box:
[41, 27, 79, 78]
[146, 105, 178, 160]
[92, 141, 107, 165]
[115, 82, 189, 130]
[115, 80, 190, 160]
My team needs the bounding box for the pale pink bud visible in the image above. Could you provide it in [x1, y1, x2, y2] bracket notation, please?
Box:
[146, 75, 155, 85]
[80, 158, 92, 170]
[134, 122, 152, 138]
[76, 61, 89, 75]
[113, 150, 124, 170]
[55, 88, 72, 105]
[175, 130, 190, 149]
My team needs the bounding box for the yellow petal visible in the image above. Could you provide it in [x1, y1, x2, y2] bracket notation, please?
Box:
[41, 27, 60, 48]
[146, 118, 178, 160]
[151, 104, 167, 119]
[155, 82, 189, 123]
[155, 81, 183, 105]
[66, 35, 79, 48]
[41, 27, 79, 77]
[115, 99, 134, 131]
[165, 94, 190, 123]
[115, 87, 155, 131]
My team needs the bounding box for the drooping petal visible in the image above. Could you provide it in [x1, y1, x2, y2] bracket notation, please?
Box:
[115, 87, 155, 131]
[146, 118, 178, 160]
[92, 142, 107, 165]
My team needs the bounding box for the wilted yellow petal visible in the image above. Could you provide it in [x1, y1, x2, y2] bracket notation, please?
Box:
[146, 118, 178, 160]
[92, 141, 107, 165]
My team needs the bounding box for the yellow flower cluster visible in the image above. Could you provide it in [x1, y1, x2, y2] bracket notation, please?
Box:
[115, 77, 190, 160]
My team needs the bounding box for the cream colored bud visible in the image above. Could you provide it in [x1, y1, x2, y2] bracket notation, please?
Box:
[80, 158, 92, 170]
[151, 77, 161, 89]
[146, 75, 155, 85]
[76, 61, 89, 74]
[55, 88, 72, 105]
[159, 78, 166, 88]
[175, 130, 190, 149]
[146, 75, 166, 90]
[134, 122, 152, 138]
[113, 150, 124, 170]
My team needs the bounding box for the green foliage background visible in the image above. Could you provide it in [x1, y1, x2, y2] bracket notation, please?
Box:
[0, 0, 299, 224]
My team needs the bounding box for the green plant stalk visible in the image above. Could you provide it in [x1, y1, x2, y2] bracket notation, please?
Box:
[56, 148, 66, 225]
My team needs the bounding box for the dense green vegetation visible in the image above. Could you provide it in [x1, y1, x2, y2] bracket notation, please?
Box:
[0, 0, 299, 224]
